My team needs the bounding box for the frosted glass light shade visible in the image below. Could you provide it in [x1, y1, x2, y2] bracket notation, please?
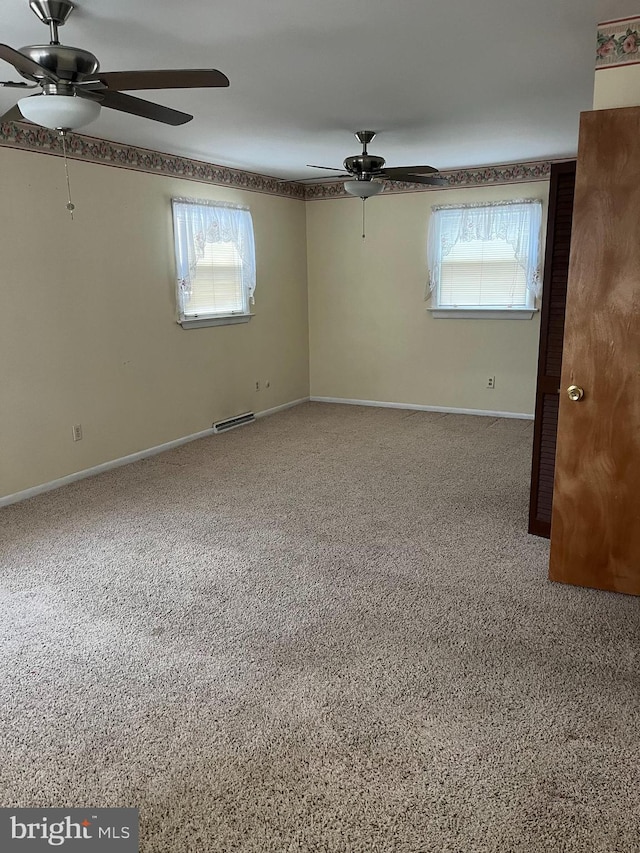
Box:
[18, 94, 101, 130]
[344, 180, 384, 198]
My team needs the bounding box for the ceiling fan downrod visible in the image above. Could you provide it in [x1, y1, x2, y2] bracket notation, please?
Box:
[355, 130, 376, 153]
[29, 0, 74, 45]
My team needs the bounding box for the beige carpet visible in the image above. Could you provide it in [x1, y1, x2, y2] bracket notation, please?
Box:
[1, 403, 639, 852]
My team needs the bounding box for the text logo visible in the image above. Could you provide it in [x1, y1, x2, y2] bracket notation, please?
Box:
[0, 809, 138, 852]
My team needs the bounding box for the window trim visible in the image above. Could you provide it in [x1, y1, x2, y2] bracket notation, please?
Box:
[171, 197, 256, 330]
[178, 313, 254, 329]
[427, 308, 538, 320]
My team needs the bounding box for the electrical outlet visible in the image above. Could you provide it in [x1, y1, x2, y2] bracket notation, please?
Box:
[255, 381, 260, 391]
[72, 424, 83, 442]
[487, 376, 496, 389]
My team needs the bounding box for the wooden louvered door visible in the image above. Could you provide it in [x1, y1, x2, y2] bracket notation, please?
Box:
[549, 107, 640, 595]
[528, 161, 576, 538]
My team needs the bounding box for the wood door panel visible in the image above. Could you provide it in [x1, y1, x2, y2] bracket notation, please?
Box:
[549, 107, 640, 595]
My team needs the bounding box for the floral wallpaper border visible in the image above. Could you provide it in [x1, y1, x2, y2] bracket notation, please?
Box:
[0, 119, 551, 198]
[596, 17, 640, 68]
[0, 121, 305, 200]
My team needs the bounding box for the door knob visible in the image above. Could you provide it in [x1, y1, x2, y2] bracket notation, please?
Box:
[567, 384, 584, 402]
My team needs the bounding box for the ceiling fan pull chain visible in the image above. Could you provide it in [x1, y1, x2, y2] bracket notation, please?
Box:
[59, 130, 75, 219]
[362, 198, 366, 240]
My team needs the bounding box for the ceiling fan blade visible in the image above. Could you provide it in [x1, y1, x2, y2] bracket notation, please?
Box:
[306, 164, 345, 171]
[97, 69, 229, 91]
[385, 173, 448, 186]
[74, 79, 107, 91]
[0, 44, 59, 83]
[83, 89, 193, 125]
[279, 173, 348, 183]
[0, 80, 38, 88]
[305, 173, 348, 180]
[381, 165, 438, 178]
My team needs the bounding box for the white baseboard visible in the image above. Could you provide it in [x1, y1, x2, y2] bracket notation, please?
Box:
[0, 428, 215, 509]
[255, 396, 310, 419]
[310, 396, 534, 420]
[1, 397, 310, 508]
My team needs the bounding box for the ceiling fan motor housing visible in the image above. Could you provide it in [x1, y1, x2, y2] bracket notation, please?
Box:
[19, 44, 99, 86]
[343, 154, 386, 178]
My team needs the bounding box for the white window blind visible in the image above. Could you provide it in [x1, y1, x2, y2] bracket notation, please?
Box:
[439, 238, 529, 308]
[181, 241, 245, 317]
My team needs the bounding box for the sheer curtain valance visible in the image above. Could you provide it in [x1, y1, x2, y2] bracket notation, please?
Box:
[172, 198, 256, 312]
[427, 200, 543, 299]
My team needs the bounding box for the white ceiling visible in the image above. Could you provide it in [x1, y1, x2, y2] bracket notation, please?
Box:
[0, 0, 623, 180]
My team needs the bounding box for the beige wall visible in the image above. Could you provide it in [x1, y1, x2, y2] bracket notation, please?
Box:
[306, 182, 549, 415]
[594, 64, 640, 109]
[0, 147, 309, 498]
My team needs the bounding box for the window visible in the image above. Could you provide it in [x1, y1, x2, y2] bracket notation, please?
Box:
[172, 198, 256, 328]
[426, 200, 542, 319]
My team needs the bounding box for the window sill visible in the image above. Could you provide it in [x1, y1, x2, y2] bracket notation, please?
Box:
[178, 313, 254, 329]
[427, 308, 538, 320]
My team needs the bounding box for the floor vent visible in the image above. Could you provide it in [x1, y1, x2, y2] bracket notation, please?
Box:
[213, 412, 256, 433]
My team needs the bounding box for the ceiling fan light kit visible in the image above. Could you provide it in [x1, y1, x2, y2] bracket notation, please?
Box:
[18, 91, 100, 128]
[344, 179, 384, 198]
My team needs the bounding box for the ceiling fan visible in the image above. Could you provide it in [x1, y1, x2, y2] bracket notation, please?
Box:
[0, 0, 229, 131]
[306, 130, 448, 197]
